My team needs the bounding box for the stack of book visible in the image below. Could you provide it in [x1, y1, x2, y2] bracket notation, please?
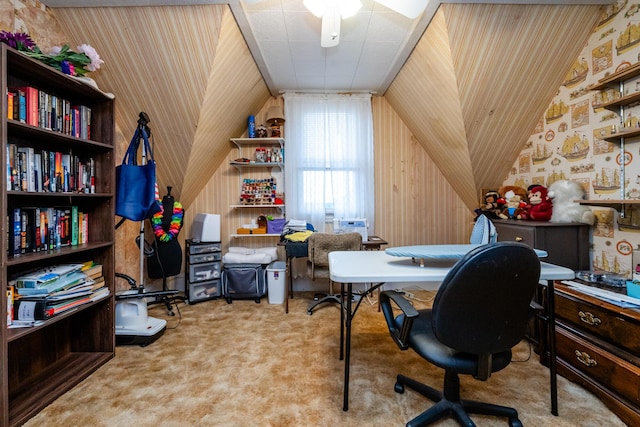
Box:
[10, 262, 109, 323]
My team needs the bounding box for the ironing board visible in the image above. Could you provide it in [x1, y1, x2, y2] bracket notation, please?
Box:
[385, 244, 548, 267]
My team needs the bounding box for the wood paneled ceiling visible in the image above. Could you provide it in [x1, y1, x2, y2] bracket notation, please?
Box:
[51, 4, 271, 208]
[47, 2, 605, 212]
[386, 3, 604, 209]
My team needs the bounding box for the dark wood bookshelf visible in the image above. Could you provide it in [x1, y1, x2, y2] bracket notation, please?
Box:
[0, 44, 115, 427]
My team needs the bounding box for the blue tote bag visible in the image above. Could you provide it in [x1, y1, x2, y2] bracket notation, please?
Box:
[115, 128, 160, 221]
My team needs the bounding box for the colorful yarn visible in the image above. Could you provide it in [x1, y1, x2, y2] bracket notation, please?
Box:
[151, 201, 183, 242]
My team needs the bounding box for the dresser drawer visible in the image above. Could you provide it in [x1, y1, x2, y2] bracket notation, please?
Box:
[493, 223, 535, 246]
[556, 325, 640, 405]
[189, 251, 222, 264]
[556, 291, 640, 356]
[188, 242, 221, 254]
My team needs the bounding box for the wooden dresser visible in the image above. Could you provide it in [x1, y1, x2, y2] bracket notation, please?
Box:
[547, 282, 640, 425]
[492, 219, 590, 271]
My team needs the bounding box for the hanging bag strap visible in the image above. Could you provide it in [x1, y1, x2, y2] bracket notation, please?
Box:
[122, 127, 154, 166]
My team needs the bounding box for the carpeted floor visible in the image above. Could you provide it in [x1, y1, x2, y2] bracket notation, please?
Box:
[24, 290, 626, 426]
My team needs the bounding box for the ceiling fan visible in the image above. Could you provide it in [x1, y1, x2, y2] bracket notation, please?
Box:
[303, 0, 429, 47]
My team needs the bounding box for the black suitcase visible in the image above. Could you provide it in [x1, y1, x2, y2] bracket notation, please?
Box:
[222, 263, 267, 303]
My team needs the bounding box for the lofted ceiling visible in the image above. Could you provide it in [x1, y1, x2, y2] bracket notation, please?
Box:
[40, 0, 610, 212]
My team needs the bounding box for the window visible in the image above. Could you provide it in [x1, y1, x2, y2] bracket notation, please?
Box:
[284, 93, 374, 232]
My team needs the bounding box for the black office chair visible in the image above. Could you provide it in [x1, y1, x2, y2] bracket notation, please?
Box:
[380, 242, 540, 427]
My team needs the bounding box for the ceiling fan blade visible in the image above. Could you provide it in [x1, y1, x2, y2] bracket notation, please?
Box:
[374, 0, 428, 19]
[321, 9, 341, 47]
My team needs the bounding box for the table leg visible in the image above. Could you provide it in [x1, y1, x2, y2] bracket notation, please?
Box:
[547, 279, 558, 415]
[286, 256, 294, 314]
[343, 282, 353, 411]
[340, 282, 345, 361]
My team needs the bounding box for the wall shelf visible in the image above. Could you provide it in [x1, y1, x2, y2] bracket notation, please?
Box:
[230, 161, 284, 169]
[591, 61, 640, 91]
[230, 204, 285, 208]
[230, 234, 281, 238]
[587, 61, 640, 223]
[229, 135, 285, 235]
[603, 127, 640, 143]
[579, 199, 640, 210]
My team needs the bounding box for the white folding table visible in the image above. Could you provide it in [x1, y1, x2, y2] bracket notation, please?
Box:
[328, 248, 575, 413]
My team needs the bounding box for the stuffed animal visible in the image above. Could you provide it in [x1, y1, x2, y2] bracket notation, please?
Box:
[497, 185, 528, 219]
[547, 180, 595, 225]
[474, 190, 504, 220]
[517, 185, 553, 221]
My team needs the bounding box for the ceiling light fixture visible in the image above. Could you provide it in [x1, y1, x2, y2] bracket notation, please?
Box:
[304, 0, 363, 48]
[304, 0, 430, 48]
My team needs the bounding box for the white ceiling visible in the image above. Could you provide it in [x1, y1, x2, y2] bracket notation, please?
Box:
[236, 0, 439, 95]
[42, 0, 612, 96]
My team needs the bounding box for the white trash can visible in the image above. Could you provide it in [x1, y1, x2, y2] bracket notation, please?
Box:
[266, 261, 287, 304]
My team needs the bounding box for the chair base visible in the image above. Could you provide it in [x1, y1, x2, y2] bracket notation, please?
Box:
[396, 373, 522, 427]
[307, 294, 341, 314]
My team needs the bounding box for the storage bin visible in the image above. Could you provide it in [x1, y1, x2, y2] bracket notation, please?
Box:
[267, 218, 287, 235]
[627, 280, 640, 299]
[267, 261, 287, 304]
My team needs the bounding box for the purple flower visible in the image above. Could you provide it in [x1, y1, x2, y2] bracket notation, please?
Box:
[0, 31, 36, 51]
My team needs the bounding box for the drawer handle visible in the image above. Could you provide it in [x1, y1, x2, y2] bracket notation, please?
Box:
[515, 236, 523, 242]
[578, 311, 602, 326]
[575, 350, 597, 367]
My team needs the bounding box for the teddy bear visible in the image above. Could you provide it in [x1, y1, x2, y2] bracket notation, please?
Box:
[547, 180, 595, 225]
[497, 185, 528, 219]
[474, 190, 504, 220]
[517, 185, 553, 221]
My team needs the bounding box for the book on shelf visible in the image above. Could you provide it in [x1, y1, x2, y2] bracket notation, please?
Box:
[6, 91, 13, 121]
[13, 299, 52, 320]
[9, 208, 20, 255]
[7, 86, 91, 138]
[5, 144, 96, 194]
[7, 206, 84, 255]
[15, 88, 25, 123]
[90, 287, 110, 302]
[12, 285, 109, 322]
[6, 286, 13, 326]
[15, 86, 39, 126]
[81, 261, 103, 279]
[71, 205, 78, 246]
[12, 263, 83, 289]
[14, 271, 92, 296]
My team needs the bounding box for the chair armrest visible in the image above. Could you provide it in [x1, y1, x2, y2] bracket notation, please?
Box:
[380, 290, 419, 350]
[529, 300, 544, 318]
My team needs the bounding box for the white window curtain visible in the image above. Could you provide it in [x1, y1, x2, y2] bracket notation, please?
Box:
[283, 92, 374, 233]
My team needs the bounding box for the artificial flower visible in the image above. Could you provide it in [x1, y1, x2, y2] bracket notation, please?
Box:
[0, 31, 36, 51]
[0, 32, 102, 77]
[77, 43, 103, 71]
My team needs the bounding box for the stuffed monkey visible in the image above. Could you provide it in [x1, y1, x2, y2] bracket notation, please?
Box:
[517, 185, 552, 221]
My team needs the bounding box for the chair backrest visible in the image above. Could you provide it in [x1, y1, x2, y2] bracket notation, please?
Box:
[431, 242, 540, 356]
[470, 214, 497, 244]
[308, 232, 362, 278]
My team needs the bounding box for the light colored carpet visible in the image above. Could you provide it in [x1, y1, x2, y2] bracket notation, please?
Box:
[24, 290, 625, 426]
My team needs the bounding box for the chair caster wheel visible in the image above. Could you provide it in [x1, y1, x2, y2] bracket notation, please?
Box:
[394, 382, 404, 394]
[307, 310, 313, 315]
[509, 418, 523, 427]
